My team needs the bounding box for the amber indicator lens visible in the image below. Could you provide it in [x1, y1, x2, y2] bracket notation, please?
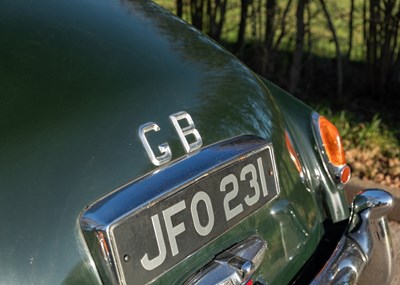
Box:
[318, 116, 346, 166]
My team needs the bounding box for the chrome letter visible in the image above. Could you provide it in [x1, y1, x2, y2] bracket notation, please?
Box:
[169, 111, 202, 153]
[138, 122, 172, 166]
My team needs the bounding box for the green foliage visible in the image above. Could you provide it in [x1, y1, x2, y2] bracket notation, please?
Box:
[316, 107, 399, 156]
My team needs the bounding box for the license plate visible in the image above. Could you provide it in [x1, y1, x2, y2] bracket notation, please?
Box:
[111, 145, 279, 284]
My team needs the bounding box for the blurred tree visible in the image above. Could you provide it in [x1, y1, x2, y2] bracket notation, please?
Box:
[319, 0, 343, 99]
[176, 0, 183, 18]
[365, 0, 400, 102]
[187, 0, 228, 41]
[265, 0, 276, 52]
[274, 0, 293, 51]
[289, 0, 308, 94]
[262, 0, 292, 75]
[237, 0, 251, 49]
[207, 0, 228, 41]
[156, 0, 400, 107]
[190, 0, 204, 31]
[347, 0, 355, 59]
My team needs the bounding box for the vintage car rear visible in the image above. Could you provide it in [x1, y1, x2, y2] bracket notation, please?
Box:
[0, 0, 394, 284]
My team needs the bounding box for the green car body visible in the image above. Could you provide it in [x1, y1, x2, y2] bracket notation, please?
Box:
[0, 1, 393, 284]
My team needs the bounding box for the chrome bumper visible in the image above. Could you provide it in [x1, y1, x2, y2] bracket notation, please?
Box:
[311, 189, 394, 284]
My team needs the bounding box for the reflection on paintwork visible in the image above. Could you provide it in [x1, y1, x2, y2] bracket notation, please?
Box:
[122, 0, 278, 145]
[271, 200, 309, 261]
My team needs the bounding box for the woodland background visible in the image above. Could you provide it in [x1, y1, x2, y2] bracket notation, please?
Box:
[156, 0, 400, 187]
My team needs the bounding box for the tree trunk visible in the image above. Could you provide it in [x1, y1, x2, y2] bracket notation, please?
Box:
[216, 0, 228, 40]
[319, 0, 343, 100]
[206, 0, 228, 41]
[273, 0, 293, 51]
[363, 0, 367, 58]
[190, 0, 204, 31]
[366, 0, 379, 99]
[265, 0, 276, 51]
[289, 0, 307, 94]
[236, 0, 251, 50]
[389, 10, 400, 65]
[347, 0, 354, 59]
[176, 0, 183, 18]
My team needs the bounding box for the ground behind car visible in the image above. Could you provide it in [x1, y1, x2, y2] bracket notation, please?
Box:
[389, 221, 400, 285]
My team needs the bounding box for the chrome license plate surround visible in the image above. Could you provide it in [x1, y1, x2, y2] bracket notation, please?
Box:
[80, 135, 280, 285]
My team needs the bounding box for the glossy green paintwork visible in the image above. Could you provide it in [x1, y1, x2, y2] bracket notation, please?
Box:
[0, 0, 348, 284]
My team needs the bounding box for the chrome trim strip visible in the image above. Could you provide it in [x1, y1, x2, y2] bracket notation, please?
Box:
[79, 135, 280, 285]
[311, 189, 394, 284]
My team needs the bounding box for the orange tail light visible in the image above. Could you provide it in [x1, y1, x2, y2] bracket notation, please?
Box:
[318, 116, 346, 166]
[313, 113, 351, 185]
